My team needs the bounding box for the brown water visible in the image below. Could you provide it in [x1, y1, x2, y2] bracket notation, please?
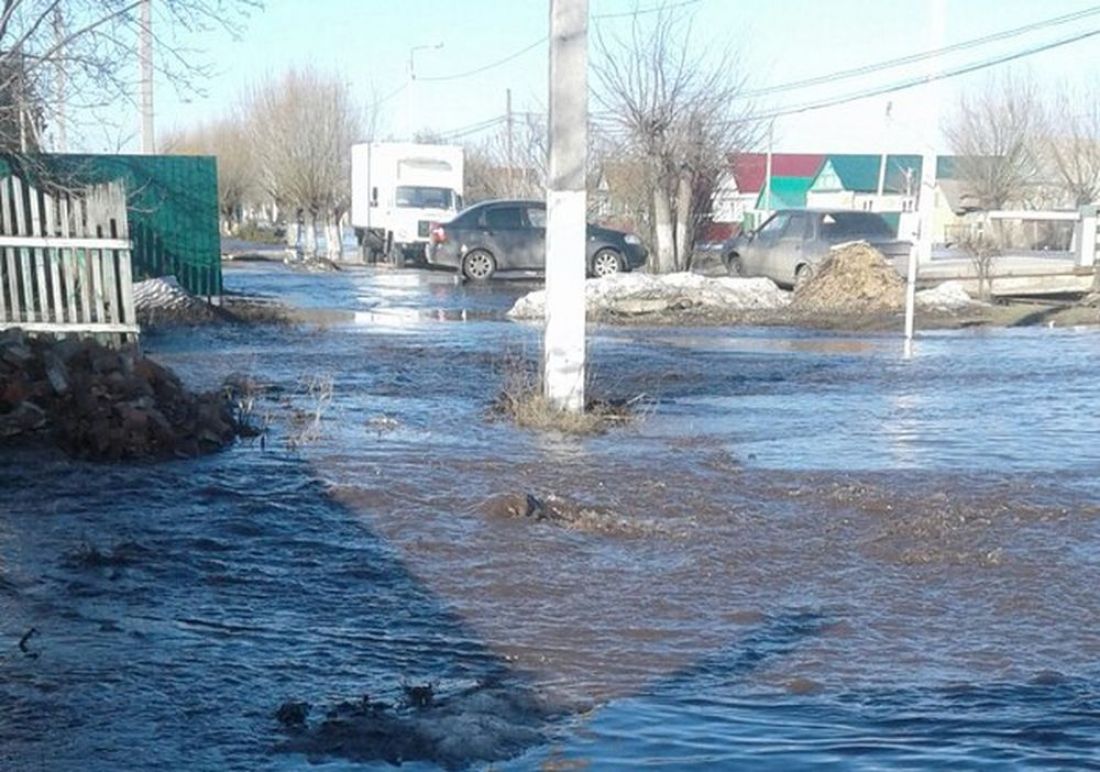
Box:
[2, 263, 1099, 770]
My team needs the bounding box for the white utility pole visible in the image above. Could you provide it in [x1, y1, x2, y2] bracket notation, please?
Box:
[139, 0, 154, 154]
[907, 0, 945, 358]
[543, 0, 588, 412]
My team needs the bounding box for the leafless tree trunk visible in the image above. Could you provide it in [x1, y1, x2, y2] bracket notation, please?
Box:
[592, 4, 758, 273]
[0, 0, 259, 155]
[243, 67, 362, 261]
[944, 72, 1044, 210]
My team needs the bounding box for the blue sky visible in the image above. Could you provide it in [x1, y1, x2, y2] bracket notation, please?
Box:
[108, 0, 1100, 155]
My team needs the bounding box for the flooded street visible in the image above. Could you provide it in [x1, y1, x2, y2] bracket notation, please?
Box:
[3, 263, 1100, 769]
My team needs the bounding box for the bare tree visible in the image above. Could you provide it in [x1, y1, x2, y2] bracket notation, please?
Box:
[0, 0, 259, 154]
[463, 112, 547, 202]
[161, 116, 255, 234]
[592, 6, 758, 273]
[1043, 82, 1100, 207]
[944, 72, 1045, 210]
[243, 67, 362, 261]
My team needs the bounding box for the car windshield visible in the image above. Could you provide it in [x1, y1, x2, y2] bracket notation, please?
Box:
[820, 212, 894, 240]
[395, 186, 455, 209]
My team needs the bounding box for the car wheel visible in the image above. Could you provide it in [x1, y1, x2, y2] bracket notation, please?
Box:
[726, 253, 743, 277]
[591, 248, 623, 278]
[794, 263, 814, 291]
[462, 249, 496, 281]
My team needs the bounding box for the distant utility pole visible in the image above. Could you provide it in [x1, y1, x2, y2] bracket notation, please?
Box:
[907, 0, 946, 357]
[506, 88, 514, 194]
[543, 0, 588, 413]
[407, 42, 443, 139]
[140, 0, 154, 154]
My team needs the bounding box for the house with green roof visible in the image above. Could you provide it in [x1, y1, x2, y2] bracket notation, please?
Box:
[807, 154, 921, 213]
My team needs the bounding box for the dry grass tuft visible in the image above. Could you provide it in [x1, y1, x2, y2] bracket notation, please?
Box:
[490, 353, 646, 435]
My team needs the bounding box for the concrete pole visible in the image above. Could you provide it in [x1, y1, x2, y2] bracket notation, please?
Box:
[140, 0, 154, 154]
[506, 88, 514, 195]
[906, 0, 945, 358]
[543, 0, 588, 413]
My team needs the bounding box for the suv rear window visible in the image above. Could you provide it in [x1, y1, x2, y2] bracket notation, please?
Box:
[820, 212, 894, 239]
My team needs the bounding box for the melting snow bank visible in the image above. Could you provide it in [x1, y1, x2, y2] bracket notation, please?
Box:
[915, 281, 979, 312]
[507, 271, 980, 322]
[507, 272, 791, 320]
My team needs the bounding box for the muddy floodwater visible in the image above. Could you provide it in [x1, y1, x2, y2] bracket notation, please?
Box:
[3, 263, 1100, 770]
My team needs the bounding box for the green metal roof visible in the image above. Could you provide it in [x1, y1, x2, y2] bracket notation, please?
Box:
[811, 154, 922, 194]
[755, 176, 814, 209]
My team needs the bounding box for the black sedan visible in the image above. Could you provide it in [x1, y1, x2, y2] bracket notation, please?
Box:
[427, 199, 647, 280]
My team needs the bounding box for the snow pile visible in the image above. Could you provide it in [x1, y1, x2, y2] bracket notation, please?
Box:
[133, 276, 218, 325]
[792, 241, 905, 313]
[508, 272, 789, 320]
[133, 276, 209, 313]
[915, 281, 976, 311]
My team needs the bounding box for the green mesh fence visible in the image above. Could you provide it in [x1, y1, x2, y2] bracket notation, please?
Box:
[1, 153, 221, 297]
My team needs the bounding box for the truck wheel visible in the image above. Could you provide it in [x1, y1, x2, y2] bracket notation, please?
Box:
[462, 249, 496, 281]
[388, 244, 405, 266]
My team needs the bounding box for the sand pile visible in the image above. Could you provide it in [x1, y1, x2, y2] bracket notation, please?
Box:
[792, 241, 904, 313]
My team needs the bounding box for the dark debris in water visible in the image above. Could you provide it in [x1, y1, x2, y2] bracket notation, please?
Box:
[61, 540, 151, 570]
[275, 679, 560, 769]
[478, 491, 671, 537]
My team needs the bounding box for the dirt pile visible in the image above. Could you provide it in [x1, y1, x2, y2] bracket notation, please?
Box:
[0, 328, 239, 460]
[791, 241, 904, 313]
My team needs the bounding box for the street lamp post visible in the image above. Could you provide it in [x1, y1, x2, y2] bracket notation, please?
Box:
[407, 42, 443, 139]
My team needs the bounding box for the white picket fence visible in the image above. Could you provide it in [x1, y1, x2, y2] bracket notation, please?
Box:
[0, 176, 138, 338]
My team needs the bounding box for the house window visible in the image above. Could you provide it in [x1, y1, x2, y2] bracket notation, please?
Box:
[862, 200, 874, 211]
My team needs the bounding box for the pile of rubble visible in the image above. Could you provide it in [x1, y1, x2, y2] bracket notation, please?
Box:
[791, 241, 906, 313]
[508, 272, 789, 319]
[0, 328, 239, 460]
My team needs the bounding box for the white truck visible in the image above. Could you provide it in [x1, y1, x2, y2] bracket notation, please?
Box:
[350, 142, 465, 264]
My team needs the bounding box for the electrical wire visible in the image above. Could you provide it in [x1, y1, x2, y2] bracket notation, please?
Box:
[592, 0, 703, 21]
[743, 5, 1100, 97]
[418, 0, 704, 83]
[742, 25, 1100, 122]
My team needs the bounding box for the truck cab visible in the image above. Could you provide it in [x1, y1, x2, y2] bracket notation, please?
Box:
[351, 143, 465, 264]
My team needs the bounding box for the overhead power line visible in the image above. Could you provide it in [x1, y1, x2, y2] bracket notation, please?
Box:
[417, 37, 546, 83]
[592, 0, 703, 21]
[418, 0, 704, 83]
[743, 4, 1100, 97]
[744, 26, 1100, 122]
